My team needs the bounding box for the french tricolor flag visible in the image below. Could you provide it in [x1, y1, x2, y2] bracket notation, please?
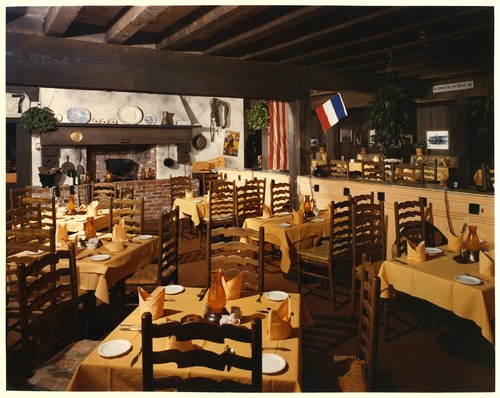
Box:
[315, 93, 348, 131]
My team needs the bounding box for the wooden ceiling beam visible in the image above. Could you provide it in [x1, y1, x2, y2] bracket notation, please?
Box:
[280, 7, 485, 65]
[44, 6, 83, 36]
[203, 6, 320, 55]
[106, 6, 168, 44]
[157, 6, 240, 49]
[241, 7, 403, 61]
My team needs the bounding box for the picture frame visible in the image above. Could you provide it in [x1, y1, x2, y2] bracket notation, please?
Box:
[311, 138, 318, 147]
[369, 129, 376, 146]
[426, 130, 449, 150]
[340, 129, 352, 142]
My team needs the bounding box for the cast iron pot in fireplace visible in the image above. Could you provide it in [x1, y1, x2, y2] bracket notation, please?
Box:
[105, 158, 139, 180]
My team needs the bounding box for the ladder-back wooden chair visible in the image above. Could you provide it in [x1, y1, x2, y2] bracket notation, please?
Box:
[170, 175, 194, 239]
[9, 186, 32, 210]
[329, 159, 349, 179]
[236, 181, 263, 227]
[206, 225, 265, 296]
[109, 197, 145, 235]
[270, 180, 291, 214]
[141, 312, 262, 391]
[361, 160, 385, 181]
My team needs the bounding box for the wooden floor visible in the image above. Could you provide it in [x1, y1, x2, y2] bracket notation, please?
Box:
[6, 230, 495, 392]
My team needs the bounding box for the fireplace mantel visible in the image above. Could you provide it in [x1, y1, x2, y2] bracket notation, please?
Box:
[40, 123, 193, 146]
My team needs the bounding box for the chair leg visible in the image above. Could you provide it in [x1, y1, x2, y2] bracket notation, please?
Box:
[328, 265, 337, 311]
[350, 268, 357, 317]
[383, 299, 390, 342]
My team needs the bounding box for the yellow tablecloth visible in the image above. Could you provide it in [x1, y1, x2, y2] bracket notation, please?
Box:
[55, 209, 109, 232]
[62, 234, 159, 304]
[67, 287, 304, 392]
[378, 249, 495, 344]
[243, 213, 329, 273]
[173, 196, 209, 226]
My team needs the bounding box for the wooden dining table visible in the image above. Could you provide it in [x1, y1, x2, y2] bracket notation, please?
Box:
[67, 287, 304, 392]
[243, 212, 329, 273]
[55, 208, 110, 232]
[378, 247, 495, 345]
[173, 196, 209, 226]
[62, 233, 159, 304]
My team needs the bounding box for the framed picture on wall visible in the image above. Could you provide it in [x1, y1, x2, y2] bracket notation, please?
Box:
[340, 129, 352, 142]
[426, 130, 449, 150]
[369, 129, 376, 146]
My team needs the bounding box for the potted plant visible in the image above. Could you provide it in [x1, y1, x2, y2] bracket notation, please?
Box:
[368, 85, 412, 156]
[413, 140, 429, 156]
[21, 105, 59, 134]
[246, 100, 269, 131]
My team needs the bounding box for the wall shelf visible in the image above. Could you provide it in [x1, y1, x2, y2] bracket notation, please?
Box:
[40, 123, 193, 146]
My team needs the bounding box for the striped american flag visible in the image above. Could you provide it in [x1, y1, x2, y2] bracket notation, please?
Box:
[268, 100, 288, 170]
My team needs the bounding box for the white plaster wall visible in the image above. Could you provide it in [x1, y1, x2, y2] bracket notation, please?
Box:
[32, 88, 245, 184]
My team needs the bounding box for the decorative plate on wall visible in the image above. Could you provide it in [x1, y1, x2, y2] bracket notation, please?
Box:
[144, 114, 156, 125]
[117, 105, 143, 124]
[69, 130, 84, 143]
[67, 107, 91, 123]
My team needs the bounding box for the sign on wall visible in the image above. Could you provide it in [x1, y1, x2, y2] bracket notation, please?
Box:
[432, 81, 474, 93]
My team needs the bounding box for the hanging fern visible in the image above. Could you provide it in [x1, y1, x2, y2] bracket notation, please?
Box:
[368, 85, 411, 156]
[246, 100, 270, 130]
[21, 106, 58, 133]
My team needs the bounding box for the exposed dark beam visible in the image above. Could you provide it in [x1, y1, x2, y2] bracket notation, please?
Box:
[106, 6, 168, 44]
[158, 6, 240, 49]
[241, 7, 403, 61]
[203, 6, 320, 55]
[7, 32, 414, 101]
[44, 6, 83, 36]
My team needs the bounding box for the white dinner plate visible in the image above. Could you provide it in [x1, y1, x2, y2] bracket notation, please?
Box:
[455, 275, 481, 285]
[144, 114, 156, 125]
[191, 199, 202, 203]
[165, 284, 185, 295]
[90, 254, 111, 262]
[262, 353, 287, 374]
[26, 249, 44, 255]
[67, 107, 91, 123]
[117, 105, 143, 124]
[98, 339, 132, 358]
[425, 247, 443, 255]
[139, 234, 153, 240]
[275, 211, 291, 216]
[266, 291, 288, 302]
[75, 217, 87, 222]
[309, 217, 325, 223]
[277, 223, 291, 228]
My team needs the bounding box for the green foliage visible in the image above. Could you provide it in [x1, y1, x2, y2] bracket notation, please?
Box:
[368, 85, 412, 155]
[413, 139, 429, 154]
[246, 100, 270, 130]
[21, 106, 58, 133]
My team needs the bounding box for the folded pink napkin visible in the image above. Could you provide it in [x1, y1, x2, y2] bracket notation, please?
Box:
[267, 296, 292, 340]
[479, 250, 494, 276]
[222, 272, 243, 300]
[138, 287, 165, 320]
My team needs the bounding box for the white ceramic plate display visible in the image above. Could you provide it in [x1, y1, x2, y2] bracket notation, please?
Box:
[277, 223, 291, 228]
[455, 275, 481, 285]
[309, 217, 325, 223]
[144, 114, 156, 125]
[98, 340, 132, 358]
[26, 249, 44, 255]
[266, 291, 288, 302]
[117, 105, 143, 124]
[67, 107, 91, 123]
[139, 234, 153, 240]
[90, 254, 111, 262]
[165, 284, 185, 295]
[262, 353, 287, 374]
[425, 247, 443, 255]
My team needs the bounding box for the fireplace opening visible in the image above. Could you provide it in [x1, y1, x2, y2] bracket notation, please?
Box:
[88, 145, 156, 182]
